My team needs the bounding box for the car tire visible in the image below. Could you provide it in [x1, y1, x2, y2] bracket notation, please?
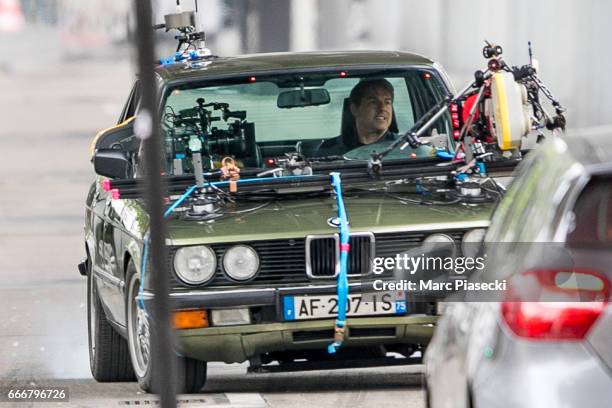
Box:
[125, 263, 207, 393]
[87, 259, 135, 382]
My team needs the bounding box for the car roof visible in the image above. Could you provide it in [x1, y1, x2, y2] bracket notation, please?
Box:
[562, 132, 612, 175]
[154, 50, 437, 82]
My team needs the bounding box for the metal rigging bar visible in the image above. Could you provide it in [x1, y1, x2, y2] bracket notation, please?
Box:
[133, 0, 177, 406]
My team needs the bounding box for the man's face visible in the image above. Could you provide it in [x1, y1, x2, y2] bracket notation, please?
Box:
[350, 86, 393, 141]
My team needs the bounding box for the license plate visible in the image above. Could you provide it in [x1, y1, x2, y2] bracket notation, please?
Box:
[283, 291, 407, 321]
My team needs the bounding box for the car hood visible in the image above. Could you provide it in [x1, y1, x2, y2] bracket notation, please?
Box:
[165, 194, 493, 246]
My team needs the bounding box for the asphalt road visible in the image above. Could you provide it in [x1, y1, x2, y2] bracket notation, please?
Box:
[0, 33, 425, 407]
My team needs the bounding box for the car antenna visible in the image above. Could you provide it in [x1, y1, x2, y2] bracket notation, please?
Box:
[528, 40, 533, 65]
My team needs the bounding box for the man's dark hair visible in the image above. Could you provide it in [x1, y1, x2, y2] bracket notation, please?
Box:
[349, 78, 394, 106]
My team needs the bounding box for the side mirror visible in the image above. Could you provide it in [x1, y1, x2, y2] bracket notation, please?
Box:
[277, 88, 330, 108]
[93, 149, 132, 179]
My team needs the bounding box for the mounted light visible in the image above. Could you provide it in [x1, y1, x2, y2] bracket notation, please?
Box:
[449, 102, 462, 140]
[223, 245, 259, 281]
[488, 58, 501, 71]
[173, 245, 217, 285]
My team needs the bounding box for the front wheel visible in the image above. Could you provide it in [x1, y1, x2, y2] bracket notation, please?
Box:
[125, 263, 207, 393]
[87, 259, 135, 382]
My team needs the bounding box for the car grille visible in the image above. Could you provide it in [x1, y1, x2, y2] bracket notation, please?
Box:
[169, 230, 466, 288]
[307, 236, 337, 277]
[306, 233, 374, 278]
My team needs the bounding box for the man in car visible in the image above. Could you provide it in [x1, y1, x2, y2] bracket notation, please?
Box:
[349, 78, 396, 145]
[314, 78, 399, 156]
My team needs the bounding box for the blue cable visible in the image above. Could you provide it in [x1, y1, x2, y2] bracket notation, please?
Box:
[139, 174, 309, 307]
[209, 174, 313, 187]
[328, 172, 350, 354]
[138, 173, 319, 322]
[138, 231, 149, 312]
[163, 184, 198, 218]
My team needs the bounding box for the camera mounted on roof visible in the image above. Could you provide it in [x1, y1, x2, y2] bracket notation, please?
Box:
[154, 0, 212, 58]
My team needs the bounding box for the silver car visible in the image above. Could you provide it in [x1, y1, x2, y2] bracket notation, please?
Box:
[424, 133, 612, 408]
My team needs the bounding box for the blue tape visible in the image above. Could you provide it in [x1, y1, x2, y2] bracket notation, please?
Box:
[436, 148, 455, 160]
[328, 172, 350, 354]
[159, 56, 175, 66]
[477, 161, 487, 176]
[455, 173, 469, 182]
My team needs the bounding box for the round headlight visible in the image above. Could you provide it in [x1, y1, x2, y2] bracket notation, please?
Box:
[423, 233, 455, 244]
[462, 228, 487, 258]
[223, 245, 259, 281]
[173, 246, 217, 285]
[423, 233, 456, 256]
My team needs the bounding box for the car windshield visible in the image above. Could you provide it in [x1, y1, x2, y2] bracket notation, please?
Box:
[161, 68, 452, 174]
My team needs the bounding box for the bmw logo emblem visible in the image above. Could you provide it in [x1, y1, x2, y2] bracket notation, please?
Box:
[327, 217, 348, 228]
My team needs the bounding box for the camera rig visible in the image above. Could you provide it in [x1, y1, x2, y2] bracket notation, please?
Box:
[154, 0, 213, 63]
[373, 40, 567, 167]
[163, 97, 255, 175]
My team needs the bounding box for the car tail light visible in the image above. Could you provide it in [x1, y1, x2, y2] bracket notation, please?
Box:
[501, 268, 609, 340]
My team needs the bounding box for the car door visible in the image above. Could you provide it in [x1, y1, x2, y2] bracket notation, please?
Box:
[97, 195, 128, 324]
[92, 82, 141, 326]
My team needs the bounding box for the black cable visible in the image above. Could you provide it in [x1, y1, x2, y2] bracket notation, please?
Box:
[385, 192, 463, 206]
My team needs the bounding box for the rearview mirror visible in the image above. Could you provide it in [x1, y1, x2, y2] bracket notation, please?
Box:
[93, 149, 132, 179]
[277, 88, 330, 109]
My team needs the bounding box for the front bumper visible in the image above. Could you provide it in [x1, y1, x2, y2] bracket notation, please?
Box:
[139, 281, 422, 311]
[139, 282, 437, 363]
[176, 315, 436, 363]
